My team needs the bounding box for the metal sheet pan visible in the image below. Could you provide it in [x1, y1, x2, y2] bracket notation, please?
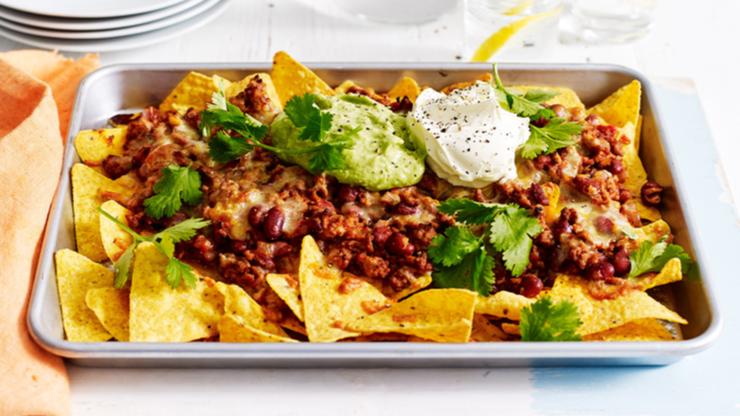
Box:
[27, 63, 723, 367]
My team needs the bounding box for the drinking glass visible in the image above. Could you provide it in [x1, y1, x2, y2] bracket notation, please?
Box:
[570, 0, 656, 43]
[333, 0, 459, 25]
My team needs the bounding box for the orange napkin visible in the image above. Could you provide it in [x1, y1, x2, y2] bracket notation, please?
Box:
[0, 51, 99, 416]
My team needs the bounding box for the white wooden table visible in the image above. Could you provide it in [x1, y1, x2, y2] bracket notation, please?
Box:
[2, 0, 739, 414]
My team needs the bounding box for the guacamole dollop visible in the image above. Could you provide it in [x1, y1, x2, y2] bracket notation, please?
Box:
[270, 94, 426, 191]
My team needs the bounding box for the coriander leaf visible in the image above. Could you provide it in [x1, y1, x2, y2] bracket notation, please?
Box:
[113, 243, 135, 288]
[428, 225, 482, 267]
[489, 205, 542, 276]
[208, 130, 254, 163]
[529, 107, 557, 123]
[520, 296, 582, 341]
[284, 93, 332, 142]
[433, 247, 494, 296]
[307, 142, 346, 172]
[165, 257, 197, 289]
[523, 89, 558, 103]
[154, 217, 211, 244]
[492, 64, 545, 117]
[200, 92, 268, 140]
[520, 118, 582, 159]
[143, 165, 203, 220]
[628, 240, 692, 278]
[301, 111, 333, 142]
[437, 198, 504, 225]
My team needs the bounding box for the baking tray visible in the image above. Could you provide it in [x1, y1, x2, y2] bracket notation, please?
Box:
[27, 63, 724, 367]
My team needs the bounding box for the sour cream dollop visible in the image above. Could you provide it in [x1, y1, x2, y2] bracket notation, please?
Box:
[408, 81, 530, 188]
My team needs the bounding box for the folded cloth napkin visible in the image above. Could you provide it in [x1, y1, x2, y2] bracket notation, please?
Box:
[0, 51, 98, 416]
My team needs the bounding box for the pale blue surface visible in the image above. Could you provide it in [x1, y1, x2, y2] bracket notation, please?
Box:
[531, 83, 739, 415]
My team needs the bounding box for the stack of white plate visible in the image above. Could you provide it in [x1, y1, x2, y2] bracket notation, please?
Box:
[0, 0, 228, 52]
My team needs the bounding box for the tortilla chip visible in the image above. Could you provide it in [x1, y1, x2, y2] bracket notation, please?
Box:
[346, 289, 477, 343]
[630, 258, 683, 291]
[549, 274, 687, 336]
[588, 80, 641, 134]
[501, 322, 520, 336]
[388, 76, 421, 103]
[128, 243, 223, 342]
[224, 73, 283, 123]
[511, 85, 585, 111]
[279, 315, 307, 336]
[73, 127, 126, 166]
[541, 182, 561, 223]
[215, 282, 288, 337]
[390, 273, 433, 301]
[159, 71, 231, 113]
[266, 273, 304, 321]
[98, 200, 132, 262]
[71, 163, 130, 261]
[476, 291, 535, 321]
[470, 315, 507, 342]
[271, 51, 334, 105]
[634, 219, 671, 244]
[584, 318, 675, 341]
[334, 80, 363, 94]
[54, 249, 112, 342]
[85, 287, 129, 341]
[219, 314, 298, 343]
[299, 235, 389, 342]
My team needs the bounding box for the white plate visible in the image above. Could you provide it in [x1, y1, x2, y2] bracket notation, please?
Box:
[0, 0, 227, 52]
[0, 0, 203, 31]
[0, 0, 186, 19]
[0, 0, 219, 40]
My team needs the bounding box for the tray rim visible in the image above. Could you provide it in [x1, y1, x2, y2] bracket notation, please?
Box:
[27, 61, 723, 364]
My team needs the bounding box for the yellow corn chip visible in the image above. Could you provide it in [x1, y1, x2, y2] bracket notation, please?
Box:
[271, 51, 334, 106]
[73, 127, 127, 166]
[225, 72, 283, 123]
[334, 80, 363, 94]
[588, 80, 641, 135]
[440, 73, 493, 94]
[219, 314, 298, 343]
[511, 85, 585, 111]
[299, 235, 389, 343]
[266, 273, 304, 321]
[541, 182, 561, 223]
[470, 315, 507, 342]
[476, 291, 535, 321]
[501, 322, 520, 336]
[54, 249, 112, 342]
[85, 287, 129, 341]
[215, 281, 288, 337]
[279, 316, 307, 336]
[390, 273, 433, 301]
[159, 71, 231, 113]
[634, 219, 671, 244]
[128, 243, 223, 342]
[98, 200, 132, 262]
[71, 163, 127, 261]
[584, 318, 675, 341]
[630, 257, 683, 291]
[346, 289, 477, 343]
[388, 76, 421, 103]
[549, 274, 687, 336]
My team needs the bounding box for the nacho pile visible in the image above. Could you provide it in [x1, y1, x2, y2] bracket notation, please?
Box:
[56, 51, 690, 344]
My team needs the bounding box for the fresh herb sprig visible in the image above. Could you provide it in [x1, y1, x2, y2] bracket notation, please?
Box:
[200, 92, 350, 172]
[520, 296, 582, 341]
[437, 198, 542, 276]
[492, 64, 583, 159]
[143, 165, 203, 220]
[99, 208, 210, 289]
[428, 226, 494, 296]
[628, 239, 692, 278]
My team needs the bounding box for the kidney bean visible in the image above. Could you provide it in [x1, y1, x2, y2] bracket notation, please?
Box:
[586, 261, 615, 281]
[385, 232, 415, 256]
[612, 248, 631, 276]
[394, 203, 418, 215]
[641, 181, 663, 206]
[337, 185, 359, 203]
[262, 207, 284, 241]
[594, 215, 614, 234]
[520, 274, 544, 298]
[248, 205, 267, 227]
[609, 158, 624, 177]
[529, 183, 549, 206]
